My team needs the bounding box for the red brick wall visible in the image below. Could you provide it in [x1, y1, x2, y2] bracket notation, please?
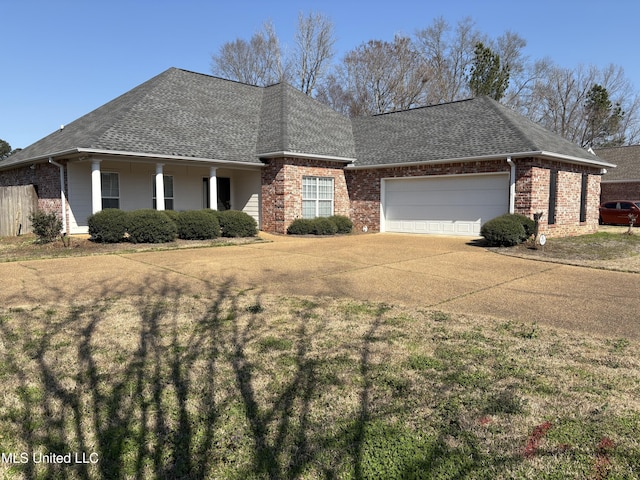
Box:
[261, 157, 349, 234]
[259, 156, 602, 237]
[0, 162, 69, 231]
[601, 182, 640, 203]
[514, 159, 601, 237]
[345, 160, 510, 233]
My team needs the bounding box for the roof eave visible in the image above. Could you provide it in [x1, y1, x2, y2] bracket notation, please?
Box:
[259, 150, 356, 164]
[345, 150, 616, 170]
[0, 148, 264, 170]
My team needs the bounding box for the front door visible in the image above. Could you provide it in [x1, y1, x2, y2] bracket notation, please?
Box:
[203, 177, 231, 210]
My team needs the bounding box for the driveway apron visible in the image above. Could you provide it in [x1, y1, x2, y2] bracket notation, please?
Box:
[1, 233, 637, 340]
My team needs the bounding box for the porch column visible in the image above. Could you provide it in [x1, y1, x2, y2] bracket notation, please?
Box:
[91, 159, 102, 214]
[209, 167, 218, 210]
[155, 163, 165, 210]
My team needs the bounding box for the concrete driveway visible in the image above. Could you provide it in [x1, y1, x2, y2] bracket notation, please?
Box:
[1, 233, 638, 340]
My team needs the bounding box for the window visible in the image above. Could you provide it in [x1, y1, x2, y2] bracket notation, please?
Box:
[101, 172, 119, 209]
[153, 175, 174, 210]
[302, 176, 333, 218]
[579, 174, 588, 223]
[548, 170, 557, 225]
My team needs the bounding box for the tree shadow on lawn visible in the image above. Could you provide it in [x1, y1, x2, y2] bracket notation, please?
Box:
[1, 278, 529, 479]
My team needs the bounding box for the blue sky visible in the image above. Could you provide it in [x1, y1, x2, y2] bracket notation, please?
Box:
[2, 0, 639, 149]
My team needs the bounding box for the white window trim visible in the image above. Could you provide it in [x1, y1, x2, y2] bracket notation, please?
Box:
[101, 172, 120, 209]
[302, 176, 334, 218]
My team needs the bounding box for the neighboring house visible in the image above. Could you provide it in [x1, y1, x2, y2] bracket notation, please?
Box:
[595, 145, 640, 203]
[0, 68, 614, 237]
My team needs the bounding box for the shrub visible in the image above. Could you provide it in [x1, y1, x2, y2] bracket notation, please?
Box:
[311, 217, 338, 235]
[511, 213, 536, 237]
[28, 210, 62, 243]
[329, 215, 353, 234]
[127, 209, 177, 243]
[288, 216, 353, 235]
[480, 214, 528, 247]
[88, 209, 128, 243]
[287, 218, 315, 235]
[176, 210, 220, 240]
[216, 210, 257, 237]
[162, 209, 180, 225]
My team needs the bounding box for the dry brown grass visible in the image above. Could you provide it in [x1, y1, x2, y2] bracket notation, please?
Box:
[493, 228, 640, 273]
[0, 234, 264, 263]
[1, 290, 638, 479]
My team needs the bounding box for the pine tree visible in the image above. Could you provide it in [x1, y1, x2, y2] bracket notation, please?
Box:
[468, 42, 510, 101]
[582, 84, 625, 147]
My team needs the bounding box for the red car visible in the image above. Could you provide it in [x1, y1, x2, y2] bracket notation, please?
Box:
[599, 200, 640, 225]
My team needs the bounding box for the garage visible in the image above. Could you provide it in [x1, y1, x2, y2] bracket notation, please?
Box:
[381, 173, 509, 236]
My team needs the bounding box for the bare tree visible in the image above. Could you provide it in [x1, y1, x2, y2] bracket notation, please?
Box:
[292, 11, 336, 96]
[414, 17, 483, 103]
[521, 63, 640, 146]
[211, 21, 285, 86]
[340, 36, 429, 116]
[314, 73, 352, 116]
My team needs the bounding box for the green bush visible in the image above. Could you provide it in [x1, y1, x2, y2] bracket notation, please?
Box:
[481, 214, 529, 247]
[176, 210, 220, 240]
[287, 215, 353, 235]
[28, 210, 62, 243]
[311, 217, 338, 235]
[287, 218, 315, 235]
[288, 216, 353, 235]
[127, 209, 177, 243]
[329, 215, 353, 234]
[162, 209, 180, 225]
[216, 210, 257, 237]
[511, 213, 535, 237]
[87, 209, 128, 243]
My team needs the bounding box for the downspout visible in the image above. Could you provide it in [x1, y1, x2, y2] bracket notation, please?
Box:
[506, 157, 516, 214]
[48, 157, 67, 234]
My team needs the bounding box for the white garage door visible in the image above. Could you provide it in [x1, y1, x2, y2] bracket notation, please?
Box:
[382, 174, 509, 236]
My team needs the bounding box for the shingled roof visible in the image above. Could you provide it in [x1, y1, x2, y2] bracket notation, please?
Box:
[1, 68, 611, 170]
[351, 96, 610, 167]
[595, 145, 640, 181]
[1, 68, 355, 169]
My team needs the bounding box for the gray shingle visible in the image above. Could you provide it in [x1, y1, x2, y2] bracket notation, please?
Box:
[352, 96, 604, 166]
[1, 70, 609, 171]
[595, 145, 640, 181]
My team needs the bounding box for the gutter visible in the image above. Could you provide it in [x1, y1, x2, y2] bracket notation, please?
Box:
[259, 150, 356, 163]
[2, 148, 265, 171]
[48, 157, 67, 234]
[345, 150, 616, 170]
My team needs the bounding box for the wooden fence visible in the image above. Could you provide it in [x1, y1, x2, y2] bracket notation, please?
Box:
[0, 185, 38, 236]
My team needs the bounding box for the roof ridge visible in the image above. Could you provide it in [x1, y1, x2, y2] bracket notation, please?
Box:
[172, 67, 266, 89]
[368, 97, 476, 118]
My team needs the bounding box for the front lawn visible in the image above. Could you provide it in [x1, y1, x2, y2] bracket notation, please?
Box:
[1, 292, 638, 479]
[0, 234, 264, 263]
[493, 229, 640, 272]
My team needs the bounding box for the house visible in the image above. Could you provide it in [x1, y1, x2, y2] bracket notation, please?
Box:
[0, 67, 614, 238]
[594, 145, 640, 203]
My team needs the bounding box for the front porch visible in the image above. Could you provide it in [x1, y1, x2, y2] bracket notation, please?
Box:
[66, 158, 261, 234]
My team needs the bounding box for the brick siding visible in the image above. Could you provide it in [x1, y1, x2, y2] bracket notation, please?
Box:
[0, 161, 69, 232]
[345, 160, 510, 233]
[601, 182, 640, 203]
[260, 157, 602, 237]
[261, 157, 349, 234]
[514, 158, 601, 236]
